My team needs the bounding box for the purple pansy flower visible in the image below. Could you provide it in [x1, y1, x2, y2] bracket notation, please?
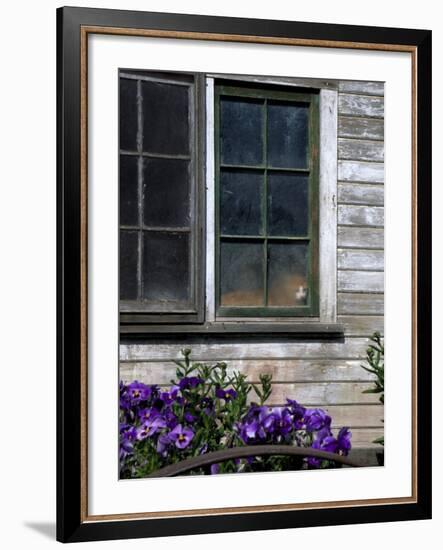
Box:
[120, 424, 137, 455]
[215, 388, 237, 401]
[126, 381, 153, 406]
[138, 407, 160, 423]
[210, 463, 220, 475]
[286, 399, 306, 429]
[304, 408, 332, 432]
[156, 433, 172, 457]
[163, 407, 179, 429]
[136, 416, 167, 440]
[337, 427, 352, 455]
[169, 424, 194, 449]
[262, 407, 293, 436]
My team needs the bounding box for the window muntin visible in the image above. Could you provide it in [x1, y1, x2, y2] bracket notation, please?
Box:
[215, 84, 319, 317]
[119, 71, 203, 318]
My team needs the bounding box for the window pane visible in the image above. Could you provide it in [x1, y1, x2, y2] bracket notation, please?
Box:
[268, 243, 308, 306]
[220, 97, 263, 166]
[142, 81, 189, 156]
[120, 230, 139, 300]
[120, 79, 138, 151]
[142, 232, 190, 303]
[143, 158, 190, 228]
[120, 155, 139, 226]
[268, 172, 309, 236]
[267, 102, 309, 168]
[220, 241, 264, 306]
[220, 169, 263, 236]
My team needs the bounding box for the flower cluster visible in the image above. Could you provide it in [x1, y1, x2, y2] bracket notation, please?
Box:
[119, 350, 352, 478]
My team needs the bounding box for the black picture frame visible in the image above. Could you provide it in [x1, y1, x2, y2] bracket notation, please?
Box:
[57, 6, 432, 543]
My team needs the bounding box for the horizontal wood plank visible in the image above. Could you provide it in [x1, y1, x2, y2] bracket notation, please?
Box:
[338, 94, 384, 118]
[338, 248, 384, 271]
[346, 428, 384, 448]
[119, 358, 377, 385]
[338, 315, 384, 336]
[338, 138, 384, 162]
[338, 160, 384, 183]
[338, 270, 384, 293]
[338, 205, 384, 227]
[338, 293, 384, 315]
[338, 81, 384, 96]
[120, 337, 372, 361]
[338, 116, 384, 140]
[338, 226, 384, 249]
[338, 182, 384, 206]
[321, 404, 383, 428]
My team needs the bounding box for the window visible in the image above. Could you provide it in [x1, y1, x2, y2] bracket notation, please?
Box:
[215, 84, 319, 317]
[119, 70, 337, 332]
[119, 71, 204, 323]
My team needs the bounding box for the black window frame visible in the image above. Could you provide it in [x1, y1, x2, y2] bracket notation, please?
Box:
[119, 70, 206, 326]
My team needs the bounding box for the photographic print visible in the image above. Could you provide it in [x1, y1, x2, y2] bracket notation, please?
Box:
[118, 69, 385, 479]
[57, 7, 431, 541]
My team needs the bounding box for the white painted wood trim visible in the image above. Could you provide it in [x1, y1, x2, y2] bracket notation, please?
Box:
[205, 77, 216, 322]
[319, 89, 338, 323]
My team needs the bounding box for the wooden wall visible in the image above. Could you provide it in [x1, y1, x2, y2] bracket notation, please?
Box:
[120, 79, 384, 454]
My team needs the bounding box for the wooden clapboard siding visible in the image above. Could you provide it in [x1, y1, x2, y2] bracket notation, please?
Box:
[338, 116, 384, 140]
[338, 315, 383, 336]
[338, 94, 384, 118]
[338, 160, 384, 183]
[338, 249, 384, 271]
[338, 226, 384, 249]
[338, 182, 384, 206]
[338, 138, 384, 162]
[120, 359, 375, 385]
[346, 429, 384, 448]
[337, 293, 384, 315]
[119, 80, 385, 459]
[338, 81, 384, 96]
[338, 204, 384, 227]
[338, 271, 384, 293]
[120, 337, 373, 361]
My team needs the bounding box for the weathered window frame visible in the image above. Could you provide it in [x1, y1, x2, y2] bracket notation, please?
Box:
[119, 71, 206, 326]
[214, 81, 320, 318]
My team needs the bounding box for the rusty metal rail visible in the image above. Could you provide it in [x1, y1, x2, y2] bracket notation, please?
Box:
[147, 445, 358, 477]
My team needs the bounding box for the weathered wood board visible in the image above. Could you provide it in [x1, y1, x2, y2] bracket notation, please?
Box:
[338, 204, 384, 227]
[338, 249, 384, 271]
[338, 116, 384, 140]
[338, 182, 384, 206]
[338, 138, 384, 162]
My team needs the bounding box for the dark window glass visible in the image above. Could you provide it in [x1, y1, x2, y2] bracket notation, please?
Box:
[220, 169, 263, 236]
[120, 155, 139, 226]
[143, 158, 190, 228]
[220, 97, 264, 166]
[267, 102, 309, 168]
[120, 79, 138, 151]
[142, 81, 189, 156]
[119, 72, 200, 318]
[268, 242, 308, 306]
[220, 241, 264, 306]
[142, 232, 190, 303]
[268, 172, 309, 236]
[216, 85, 318, 316]
[120, 231, 139, 300]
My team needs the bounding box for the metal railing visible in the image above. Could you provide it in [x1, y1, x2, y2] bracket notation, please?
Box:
[147, 445, 358, 477]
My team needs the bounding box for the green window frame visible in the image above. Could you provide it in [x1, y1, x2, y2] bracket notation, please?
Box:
[215, 83, 320, 318]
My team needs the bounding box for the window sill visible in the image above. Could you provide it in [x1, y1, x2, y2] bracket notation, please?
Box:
[120, 322, 344, 340]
